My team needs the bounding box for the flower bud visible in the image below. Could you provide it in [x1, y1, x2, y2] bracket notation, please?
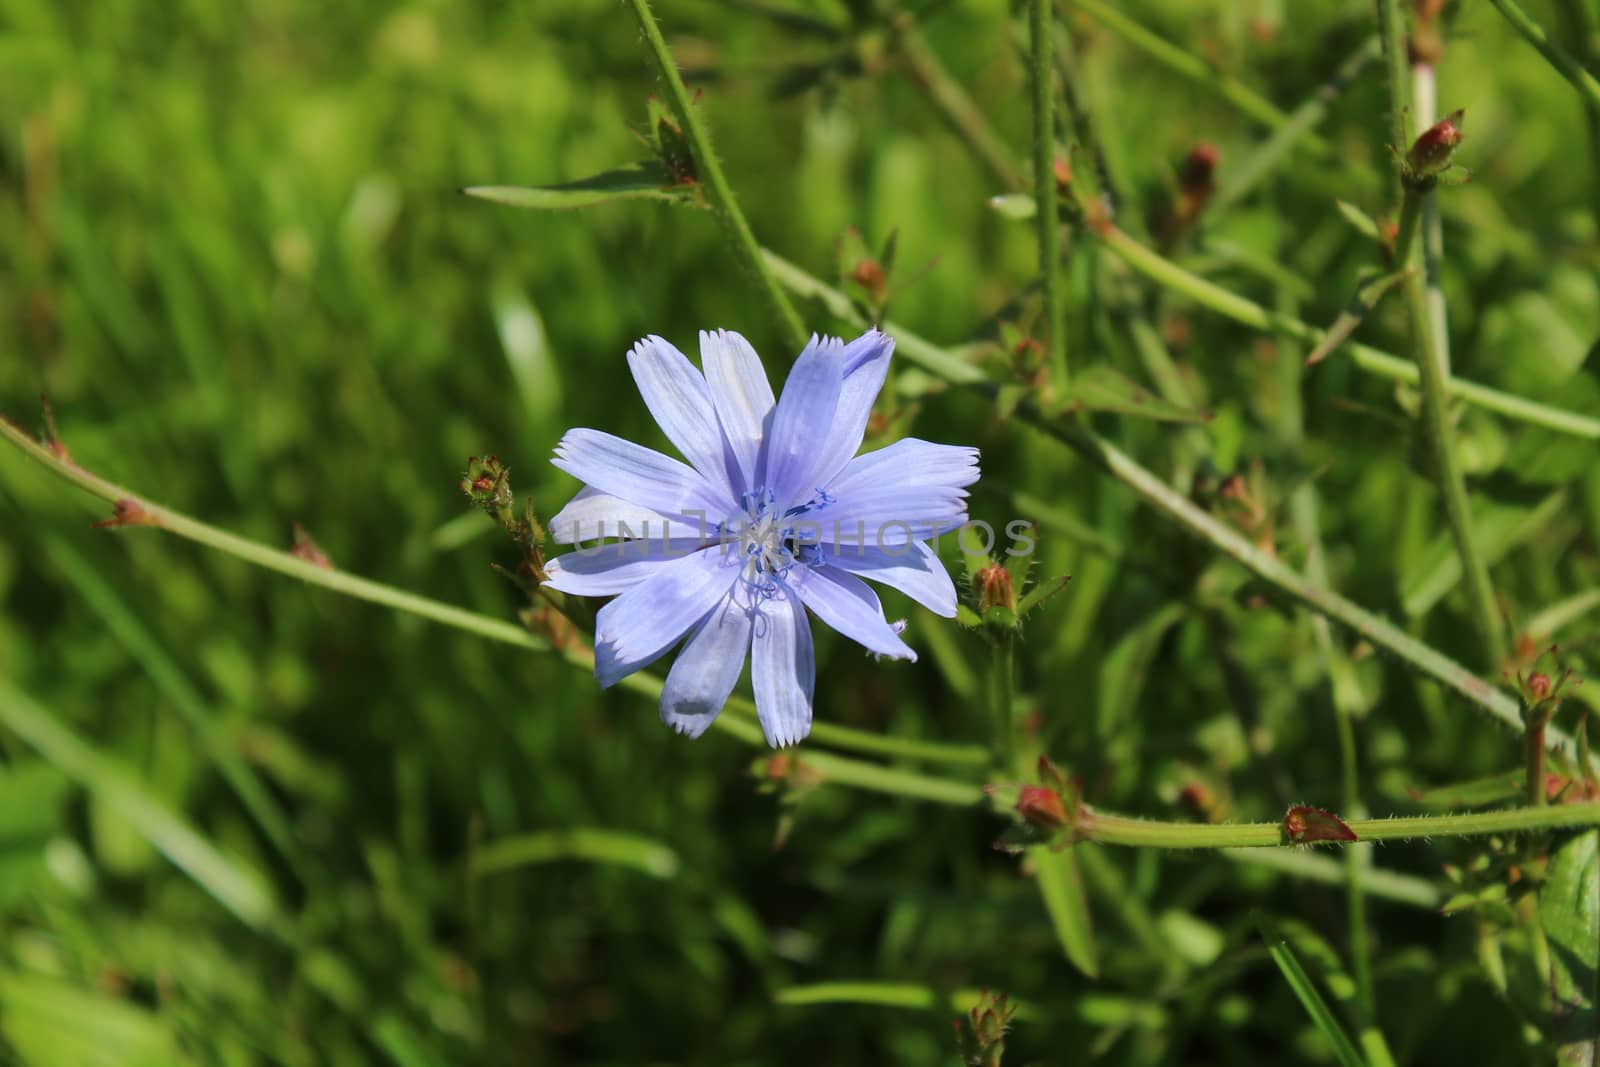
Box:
[1407, 110, 1464, 180]
[1015, 785, 1068, 831]
[975, 563, 1016, 615]
[1180, 142, 1220, 201]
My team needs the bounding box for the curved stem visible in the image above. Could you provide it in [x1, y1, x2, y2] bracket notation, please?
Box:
[625, 0, 809, 354]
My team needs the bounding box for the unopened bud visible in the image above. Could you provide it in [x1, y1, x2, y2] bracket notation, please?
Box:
[1180, 143, 1220, 199]
[1015, 785, 1068, 831]
[1407, 110, 1464, 179]
[975, 563, 1015, 615]
[1052, 156, 1072, 191]
[1528, 672, 1553, 702]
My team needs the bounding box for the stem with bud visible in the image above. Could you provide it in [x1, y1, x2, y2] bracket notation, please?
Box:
[1376, 0, 1506, 669]
[625, 0, 810, 354]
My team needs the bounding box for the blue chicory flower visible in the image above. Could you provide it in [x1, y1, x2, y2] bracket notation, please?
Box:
[544, 329, 979, 747]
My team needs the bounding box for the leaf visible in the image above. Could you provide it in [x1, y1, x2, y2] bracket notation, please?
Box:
[472, 829, 681, 880]
[1400, 489, 1568, 617]
[987, 193, 1037, 220]
[490, 279, 562, 428]
[1257, 915, 1368, 1067]
[1400, 771, 1523, 809]
[0, 972, 191, 1067]
[1032, 847, 1100, 978]
[463, 162, 691, 211]
[1334, 198, 1383, 242]
[1541, 830, 1597, 1062]
[0, 762, 70, 911]
[1017, 572, 1072, 618]
[0, 679, 277, 930]
[1097, 602, 1185, 741]
[1061, 364, 1211, 423]
[1305, 270, 1408, 367]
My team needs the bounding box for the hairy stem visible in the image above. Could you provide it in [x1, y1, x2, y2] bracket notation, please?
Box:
[1380, 0, 1506, 668]
[1030, 0, 1067, 387]
[988, 629, 1016, 772]
[626, 0, 810, 353]
[1083, 803, 1600, 849]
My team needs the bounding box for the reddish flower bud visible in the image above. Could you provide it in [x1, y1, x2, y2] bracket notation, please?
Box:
[975, 563, 1016, 615]
[1528, 671, 1553, 702]
[1180, 143, 1220, 199]
[1052, 156, 1072, 191]
[1407, 110, 1464, 179]
[1015, 785, 1068, 831]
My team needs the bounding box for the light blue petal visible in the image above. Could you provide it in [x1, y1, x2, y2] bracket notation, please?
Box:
[545, 540, 711, 597]
[759, 334, 843, 508]
[660, 589, 754, 738]
[808, 329, 894, 489]
[553, 428, 735, 522]
[627, 335, 732, 490]
[751, 582, 814, 748]
[548, 487, 706, 544]
[824, 542, 959, 617]
[807, 487, 970, 546]
[825, 438, 980, 500]
[699, 330, 775, 495]
[593, 549, 739, 687]
[795, 565, 916, 660]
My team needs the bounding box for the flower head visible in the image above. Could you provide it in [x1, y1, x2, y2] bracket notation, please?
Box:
[544, 329, 979, 747]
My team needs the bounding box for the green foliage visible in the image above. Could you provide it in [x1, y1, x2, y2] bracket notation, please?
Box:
[2, 0, 1600, 1064]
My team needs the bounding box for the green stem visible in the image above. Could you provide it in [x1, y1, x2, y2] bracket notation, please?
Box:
[1064, 0, 1333, 157]
[1, 421, 549, 652]
[625, 0, 809, 353]
[988, 629, 1016, 772]
[1277, 285, 1374, 1020]
[1091, 225, 1600, 439]
[1487, 0, 1600, 110]
[0, 417, 989, 769]
[1392, 185, 1423, 268]
[758, 249, 1599, 777]
[1558, 0, 1600, 222]
[1411, 59, 1453, 376]
[1083, 803, 1600, 849]
[1375, 0, 1413, 192]
[895, 21, 1025, 191]
[1380, 6, 1506, 669]
[1030, 0, 1067, 387]
[1527, 716, 1548, 808]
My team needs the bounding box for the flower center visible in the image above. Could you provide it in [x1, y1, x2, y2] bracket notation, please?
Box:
[727, 488, 827, 594]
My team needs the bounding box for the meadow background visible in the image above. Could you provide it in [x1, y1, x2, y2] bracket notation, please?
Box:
[2, 0, 1599, 1063]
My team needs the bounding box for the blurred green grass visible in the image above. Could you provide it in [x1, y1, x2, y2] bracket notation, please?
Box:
[1, 0, 1598, 1063]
